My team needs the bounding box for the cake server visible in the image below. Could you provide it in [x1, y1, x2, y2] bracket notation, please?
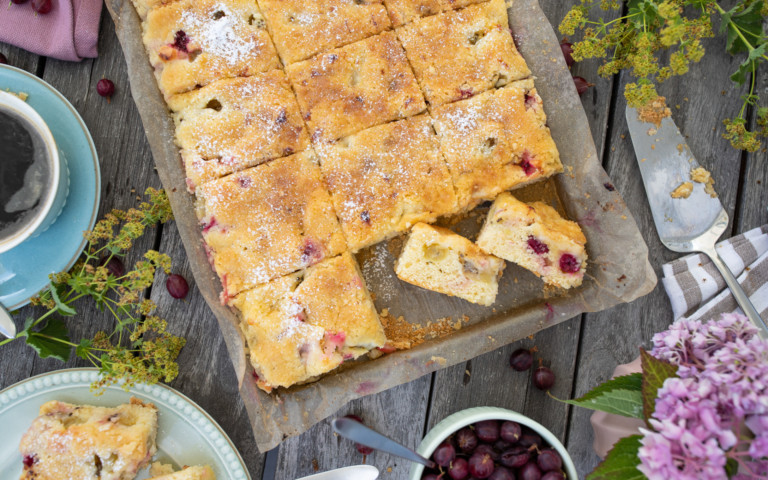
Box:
[625, 106, 767, 336]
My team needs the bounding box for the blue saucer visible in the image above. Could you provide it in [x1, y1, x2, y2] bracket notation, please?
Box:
[0, 65, 100, 310]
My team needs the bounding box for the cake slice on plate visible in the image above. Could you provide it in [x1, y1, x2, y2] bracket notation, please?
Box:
[148, 463, 216, 480]
[476, 192, 587, 289]
[19, 398, 158, 480]
[231, 252, 387, 392]
[395, 222, 505, 306]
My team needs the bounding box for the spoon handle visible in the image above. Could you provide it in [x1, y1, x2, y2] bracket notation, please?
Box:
[702, 245, 768, 338]
[332, 417, 436, 469]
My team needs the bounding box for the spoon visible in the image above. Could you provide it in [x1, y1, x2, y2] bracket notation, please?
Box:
[331, 417, 436, 469]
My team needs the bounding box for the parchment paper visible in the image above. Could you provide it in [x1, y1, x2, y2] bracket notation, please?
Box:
[105, 0, 657, 452]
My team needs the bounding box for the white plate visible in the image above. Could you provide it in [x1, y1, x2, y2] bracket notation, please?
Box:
[0, 368, 250, 480]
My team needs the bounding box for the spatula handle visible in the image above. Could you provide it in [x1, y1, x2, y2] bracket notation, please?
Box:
[702, 246, 768, 338]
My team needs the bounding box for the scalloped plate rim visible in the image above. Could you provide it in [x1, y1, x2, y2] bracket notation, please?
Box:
[0, 368, 251, 480]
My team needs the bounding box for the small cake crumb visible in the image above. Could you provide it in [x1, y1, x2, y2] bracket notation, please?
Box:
[637, 96, 671, 127]
[670, 182, 693, 199]
[379, 310, 464, 349]
[690, 166, 717, 197]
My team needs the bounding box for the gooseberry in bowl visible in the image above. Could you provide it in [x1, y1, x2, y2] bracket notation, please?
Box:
[408, 407, 577, 480]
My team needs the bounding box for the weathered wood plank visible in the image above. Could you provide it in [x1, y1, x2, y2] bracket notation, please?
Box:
[737, 68, 768, 233]
[0, 42, 42, 74]
[565, 28, 749, 477]
[426, 319, 580, 441]
[273, 376, 432, 479]
[150, 221, 266, 478]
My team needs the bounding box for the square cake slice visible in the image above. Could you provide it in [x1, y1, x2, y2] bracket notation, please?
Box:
[432, 78, 563, 210]
[396, 0, 529, 107]
[168, 71, 310, 191]
[196, 151, 347, 301]
[317, 115, 457, 251]
[258, 0, 391, 64]
[142, 0, 279, 97]
[231, 252, 387, 392]
[287, 32, 426, 142]
[19, 398, 158, 480]
[383, 0, 489, 27]
[395, 223, 505, 306]
[476, 193, 587, 289]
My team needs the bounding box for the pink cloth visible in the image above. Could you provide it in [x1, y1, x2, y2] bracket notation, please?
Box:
[0, 0, 102, 61]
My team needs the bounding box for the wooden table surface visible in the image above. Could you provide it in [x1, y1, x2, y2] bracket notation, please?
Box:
[1, 3, 766, 479]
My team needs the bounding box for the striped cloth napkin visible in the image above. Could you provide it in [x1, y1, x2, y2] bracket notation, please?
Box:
[661, 225, 768, 321]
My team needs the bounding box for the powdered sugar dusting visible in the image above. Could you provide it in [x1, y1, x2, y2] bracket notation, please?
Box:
[180, 4, 265, 66]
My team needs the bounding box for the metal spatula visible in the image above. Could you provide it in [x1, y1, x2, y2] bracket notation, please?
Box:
[625, 106, 767, 337]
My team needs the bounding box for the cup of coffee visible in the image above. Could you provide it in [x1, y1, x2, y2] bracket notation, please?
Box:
[0, 90, 69, 253]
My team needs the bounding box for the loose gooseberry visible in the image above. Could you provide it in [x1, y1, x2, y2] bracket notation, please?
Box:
[500, 446, 529, 468]
[166, 274, 189, 299]
[532, 366, 555, 391]
[541, 472, 566, 480]
[509, 348, 533, 371]
[537, 449, 563, 472]
[474, 420, 500, 443]
[456, 427, 478, 453]
[560, 39, 574, 67]
[99, 256, 125, 277]
[573, 76, 593, 95]
[474, 443, 499, 462]
[489, 466, 514, 480]
[468, 451, 495, 479]
[500, 421, 522, 443]
[433, 442, 456, 467]
[448, 457, 469, 480]
[97, 78, 115, 98]
[520, 430, 543, 449]
[31, 0, 52, 14]
[422, 474, 442, 480]
[519, 462, 542, 480]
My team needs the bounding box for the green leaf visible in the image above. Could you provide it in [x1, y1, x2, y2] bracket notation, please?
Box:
[587, 435, 645, 480]
[48, 282, 76, 316]
[563, 373, 645, 419]
[76, 338, 93, 360]
[640, 349, 677, 421]
[723, 2, 764, 55]
[730, 43, 766, 85]
[627, 0, 660, 29]
[725, 458, 738, 478]
[25, 318, 71, 362]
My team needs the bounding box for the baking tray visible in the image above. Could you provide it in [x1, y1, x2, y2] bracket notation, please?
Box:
[105, 0, 657, 451]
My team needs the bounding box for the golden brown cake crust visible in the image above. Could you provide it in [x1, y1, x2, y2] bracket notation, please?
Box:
[383, 0, 489, 27]
[396, 0, 529, 107]
[231, 252, 386, 391]
[143, 0, 279, 97]
[317, 115, 457, 251]
[168, 71, 310, 191]
[19, 398, 158, 480]
[394, 222, 505, 305]
[287, 32, 427, 142]
[258, 0, 392, 64]
[197, 151, 347, 300]
[432, 78, 562, 210]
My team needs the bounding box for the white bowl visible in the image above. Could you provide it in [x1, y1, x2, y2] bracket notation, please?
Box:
[409, 406, 578, 479]
[0, 90, 69, 253]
